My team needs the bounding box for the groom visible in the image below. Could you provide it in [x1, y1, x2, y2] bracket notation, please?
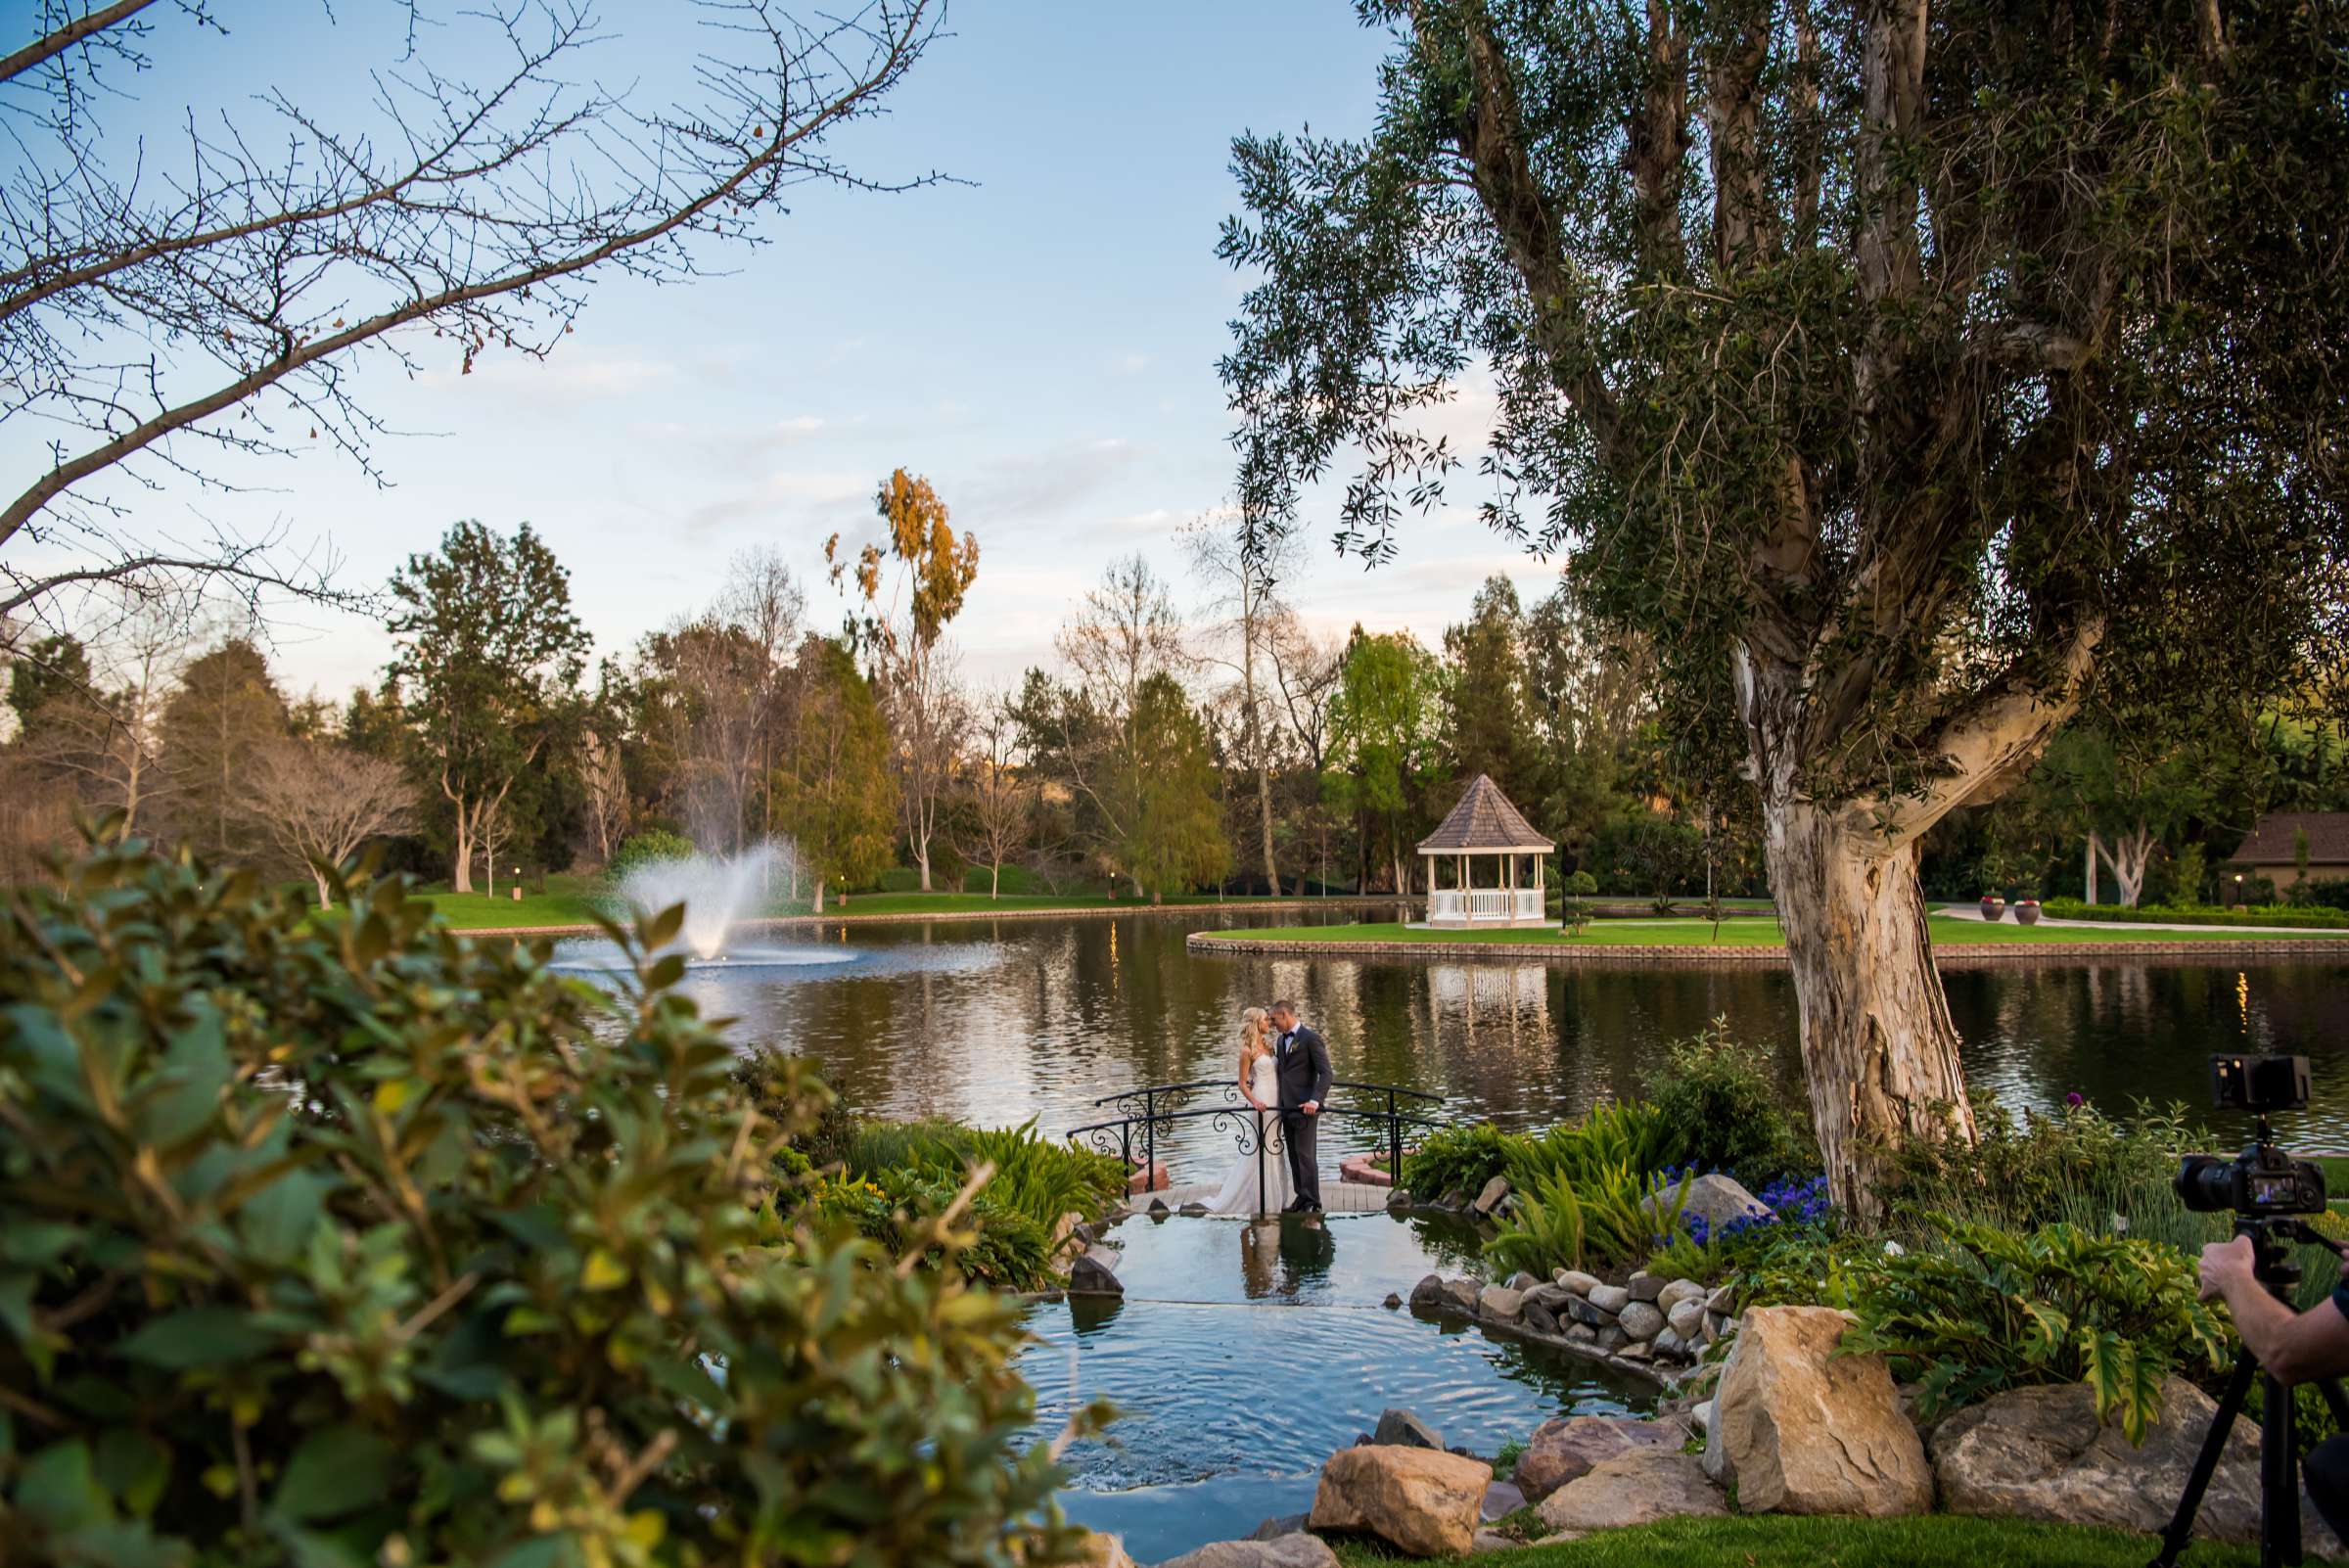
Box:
[1269, 999, 1332, 1213]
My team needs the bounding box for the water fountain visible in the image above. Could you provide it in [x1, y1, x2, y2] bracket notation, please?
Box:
[586, 840, 858, 972]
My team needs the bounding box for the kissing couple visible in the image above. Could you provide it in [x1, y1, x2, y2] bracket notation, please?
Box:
[1207, 998, 1332, 1216]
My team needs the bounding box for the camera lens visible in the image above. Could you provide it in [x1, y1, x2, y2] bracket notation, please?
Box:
[2175, 1154, 2234, 1213]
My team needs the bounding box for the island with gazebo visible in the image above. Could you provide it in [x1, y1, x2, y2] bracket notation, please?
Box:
[1409, 774, 1559, 930]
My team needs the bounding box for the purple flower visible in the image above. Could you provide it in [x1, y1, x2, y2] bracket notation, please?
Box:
[2065, 1091, 2085, 1109]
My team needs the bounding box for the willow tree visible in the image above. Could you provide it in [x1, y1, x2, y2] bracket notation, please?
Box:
[1221, 0, 2347, 1210]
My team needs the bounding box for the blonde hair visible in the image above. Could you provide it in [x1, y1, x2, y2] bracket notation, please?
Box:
[1239, 1006, 1272, 1069]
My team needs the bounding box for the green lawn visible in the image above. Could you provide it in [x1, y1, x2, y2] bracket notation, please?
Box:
[1197, 915, 2349, 947]
[415, 883, 1365, 932]
[1328, 1514, 2256, 1567]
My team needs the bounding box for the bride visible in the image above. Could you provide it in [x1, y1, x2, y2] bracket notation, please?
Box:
[1208, 1006, 1295, 1216]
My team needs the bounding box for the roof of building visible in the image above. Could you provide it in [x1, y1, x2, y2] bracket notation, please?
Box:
[1416, 774, 1555, 853]
[2227, 811, 2349, 866]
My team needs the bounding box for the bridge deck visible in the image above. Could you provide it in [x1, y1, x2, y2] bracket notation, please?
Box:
[1150, 1179, 1398, 1217]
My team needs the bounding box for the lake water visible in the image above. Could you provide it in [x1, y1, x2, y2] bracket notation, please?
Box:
[557, 906, 2349, 1161]
[548, 907, 2348, 1559]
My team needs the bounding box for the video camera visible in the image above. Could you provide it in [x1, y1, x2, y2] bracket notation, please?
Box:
[2174, 1053, 2327, 1218]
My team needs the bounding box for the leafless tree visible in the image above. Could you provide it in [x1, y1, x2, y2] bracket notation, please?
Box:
[887, 636, 968, 892]
[16, 599, 185, 831]
[578, 723, 631, 867]
[1264, 606, 1343, 891]
[0, 0, 945, 624]
[241, 738, 417, 907]
[475, 788, 514, 899]
[718, 546, 804, 861]
[1184, 516, 1293, 895]
[1049, 554, 1188, 870]
[952, 688, 1026, 899]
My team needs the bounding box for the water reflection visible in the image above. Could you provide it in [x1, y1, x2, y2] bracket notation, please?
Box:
[556, 910, 2349, 1160]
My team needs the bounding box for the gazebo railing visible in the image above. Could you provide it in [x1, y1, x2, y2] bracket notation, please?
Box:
[1427, 889, 1544, 922]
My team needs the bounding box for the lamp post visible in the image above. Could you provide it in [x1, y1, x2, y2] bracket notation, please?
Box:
[2234, 872, 2244, 908]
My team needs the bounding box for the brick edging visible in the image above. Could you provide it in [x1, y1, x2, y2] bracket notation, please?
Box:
[1186, 933, 2349, 967]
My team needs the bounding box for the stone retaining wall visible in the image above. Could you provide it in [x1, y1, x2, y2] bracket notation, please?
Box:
[1189, 932, 2349, 968]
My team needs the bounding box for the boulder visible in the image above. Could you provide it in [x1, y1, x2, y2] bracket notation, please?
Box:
[1148, 1197, 1171, 1216]
[1052, 1211, 1088, 1254]
[1614, 1341, 1653, 1363]
[1690, 1399, 1714, 1436]
[1247, 1514, 1309, 1543]
[1704, 1284, 1735, 1314]
[1178, 1201, 1211, 1217]
[1626, 1271, 1665, 1303]
[1536, 1449, 1728, 1535]
[1127, 1157, 1172, 1194]
[1383, 1293, 1404, 1311]
[1658, 1278, 1707, 1314]
[1372, 1407, 1447, 1452]
[1566, 1322, 1597, 1345]
[1565, 1296, 1618, 1328]
[1554, 1269, 1601, 1295]
[1071, 1530, 1135, 1568]
[1618, 1302, 1666, 1342]
[1652, 1328, 1684, 1359]
[1702, 1306, 1930, 1516]
[1506, 1270, 1543, 1292]
[1595, 1325, 1628, 1353]
[1438, 1187, 1468, 1211]
[1155, 1535, 1339, 1568]
[1523, 1300, 1560, 1336]
[1480, 1480, 1525, 1521]
[1440, 1277, 1483, 1317]
[1468, 1530, 1515, 1554]
[1472, 1176, 1513, 1217]
[1408, 1274, 1445, 1310]
[1067, 1251, 1124, 1296]
[1478, 1284, 1526, 1321]
[1311, 1445, 1493, 1558]
[1930, 1377, 2274, 1544]
[1511, 1414, 1688, 1502]
[1587, 1284, 1632, 1314]
[1521, 1283, 1575, 1314]
[1666, 1300, 1706, 1341]
[1657, 1172, 1773, 1231]
[1386, 1187, 1413, 1213]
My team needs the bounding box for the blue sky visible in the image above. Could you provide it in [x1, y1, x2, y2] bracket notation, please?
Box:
[10, 1, 1562, 699]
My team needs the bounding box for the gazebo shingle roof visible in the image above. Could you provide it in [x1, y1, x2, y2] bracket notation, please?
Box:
[1416, 774, 1554, 853]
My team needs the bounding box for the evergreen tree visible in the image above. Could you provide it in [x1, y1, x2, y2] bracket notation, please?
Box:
[161, 638, 289, 861]
[774, 637, 897, 908]
[6, 632, 90, 736]
[1323, 629, 1447, 895]
[1441, 576, 1541, 807]
[1115, 673, 1230, 899]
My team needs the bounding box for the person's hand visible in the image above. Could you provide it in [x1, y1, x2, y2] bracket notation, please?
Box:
[2200, 1234, 2256, 1302]
[1301, 1100, 1319, 1116]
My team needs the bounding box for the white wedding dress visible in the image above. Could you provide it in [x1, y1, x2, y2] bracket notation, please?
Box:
[1207, 1052, 1295, 1216]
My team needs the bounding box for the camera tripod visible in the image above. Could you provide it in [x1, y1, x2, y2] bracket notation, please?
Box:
[2151, 1219, 2349, 1568]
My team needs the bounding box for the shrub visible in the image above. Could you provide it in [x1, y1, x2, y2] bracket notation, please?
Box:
[2041, 898, 2349, 929]
[1400, 1122, 1515, 1200]
[1647, 1174, 1836, 1287]
[840, 1117, 1124, 1241]
[1883, 1098, 2193, 1234]
[605, 826, 696, 883]
[1505, 1099, 1675, 1191]
[1642, 1022, 1817, 1185]
[0, 842, 1091, 1568]
[1487, 1162, 1691, 1277]
[1842, 1215, 2229, 1442]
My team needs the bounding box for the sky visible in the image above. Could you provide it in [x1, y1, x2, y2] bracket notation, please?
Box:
[7, 0, 1563, 702]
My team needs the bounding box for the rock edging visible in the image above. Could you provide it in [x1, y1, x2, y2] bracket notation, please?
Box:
[1186, 931, 2349, 968]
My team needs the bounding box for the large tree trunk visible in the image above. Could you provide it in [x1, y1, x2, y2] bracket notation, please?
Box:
[2097, 820, 2152, 907]
[449, 796, 476, 893]
[1767, 797, 1977, 1219]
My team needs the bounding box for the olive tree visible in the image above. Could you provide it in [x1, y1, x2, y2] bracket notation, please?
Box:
[1219, 0, 2347, 1210]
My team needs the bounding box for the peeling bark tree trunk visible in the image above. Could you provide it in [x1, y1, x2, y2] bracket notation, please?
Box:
[1765, 796, 1977, 1218]
[2097, 820, 2152, 907]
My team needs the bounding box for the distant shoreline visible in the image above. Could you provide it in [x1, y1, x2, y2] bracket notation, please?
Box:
[440, 895, 1401, 940]
[1188, 925, 2349, 968]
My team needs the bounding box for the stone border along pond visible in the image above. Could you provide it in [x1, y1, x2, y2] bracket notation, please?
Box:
[1058, 1172, 2347, 1568]
[1189, 929, 2349, 967]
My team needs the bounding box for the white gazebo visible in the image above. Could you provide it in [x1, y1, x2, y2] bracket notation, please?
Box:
[1410, 774, 1558, 930]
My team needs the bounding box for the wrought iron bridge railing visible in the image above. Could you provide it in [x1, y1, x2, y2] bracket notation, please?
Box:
[1064, 1079, 1446, 1213]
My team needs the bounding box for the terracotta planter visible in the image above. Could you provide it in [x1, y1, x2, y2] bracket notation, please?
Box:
[2015, 900, 2042, 926]
[1979, 897, 2006, 921]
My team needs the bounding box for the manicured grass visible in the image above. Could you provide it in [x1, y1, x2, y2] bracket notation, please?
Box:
[1329, 1513, 2256, 1567]
[1196, 915, 2349, 947]
[417, 884, 1369, 932]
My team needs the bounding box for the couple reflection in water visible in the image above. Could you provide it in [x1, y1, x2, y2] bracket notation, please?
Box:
[1239, 1212, 1335, 1299]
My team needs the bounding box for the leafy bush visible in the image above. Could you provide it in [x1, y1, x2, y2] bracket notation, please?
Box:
[0, 843, 1090, 1568]
[1400, 1122, 1515, 1200]
[2307, 877, 2349, 913]
[1642, 1022, 1817, 1185]
[1646, 1175, 1836, 1287]
[843, 1117, 1125, 1240]
[1504, 1099, 1675, 1191]
[1487, 1162, 1691, 1277]
[792, 1169, 1057, 1291]
[605, 826, 696, 882]
[1842, 1216, 2229, 1442]
[2041, 898, 2349, 930]
[1883, 1098, 2193, 1234]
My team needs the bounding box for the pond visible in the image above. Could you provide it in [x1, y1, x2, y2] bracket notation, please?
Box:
[554, 906, 2349, 1161]
[1016, 1209, 1648, 1563]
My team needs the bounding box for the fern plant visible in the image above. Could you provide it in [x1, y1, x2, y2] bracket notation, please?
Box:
[1505, 1100, 1674, 1190]
[1840, 1215, 2229, 1443]
[1487, 1161, 1693, 1276]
